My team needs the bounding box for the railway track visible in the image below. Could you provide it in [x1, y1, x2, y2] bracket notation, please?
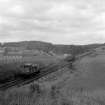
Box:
[0, 61, 71, 90]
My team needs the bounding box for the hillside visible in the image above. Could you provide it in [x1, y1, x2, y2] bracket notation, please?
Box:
[2, 41, 105, 55]
[68, 45, 105, 90]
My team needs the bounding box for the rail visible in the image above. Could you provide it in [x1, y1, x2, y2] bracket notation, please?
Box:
[0, 61, 71, 90]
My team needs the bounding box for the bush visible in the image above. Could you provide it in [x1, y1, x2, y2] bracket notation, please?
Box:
[29, 83, 41, 95]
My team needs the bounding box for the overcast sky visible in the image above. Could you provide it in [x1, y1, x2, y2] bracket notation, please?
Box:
[0, 0, 105, 44]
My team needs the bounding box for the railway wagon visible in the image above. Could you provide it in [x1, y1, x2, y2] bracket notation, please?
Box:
[21, 63, 40, 74]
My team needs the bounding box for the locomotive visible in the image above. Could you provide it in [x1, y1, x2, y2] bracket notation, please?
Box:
[21, 63, 40, 74]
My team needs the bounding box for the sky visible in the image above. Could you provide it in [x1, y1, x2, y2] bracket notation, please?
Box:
[0, 0, 105, 44]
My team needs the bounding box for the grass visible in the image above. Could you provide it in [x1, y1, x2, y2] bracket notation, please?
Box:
[69, 54, 105, 90]
[1, 85, 105, 105]
[1, 48, 105, 105]
[0, 73, 104, 105]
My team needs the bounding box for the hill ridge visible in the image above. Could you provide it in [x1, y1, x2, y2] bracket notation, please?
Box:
[0, 41, 104, 55]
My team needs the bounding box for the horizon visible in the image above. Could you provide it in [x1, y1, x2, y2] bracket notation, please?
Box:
[0, 40, 105, 46]
[0, 0, 105, 44]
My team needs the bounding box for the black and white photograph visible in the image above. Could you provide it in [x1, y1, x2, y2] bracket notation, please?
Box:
[0, 0, 105, 105]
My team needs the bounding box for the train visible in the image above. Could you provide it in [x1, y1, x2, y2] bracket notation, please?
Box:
[21, 63, 40, 74]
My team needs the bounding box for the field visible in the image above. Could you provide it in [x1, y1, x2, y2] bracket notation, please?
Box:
[1, 46, 105, 105]
[69, 47, 105, 90]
